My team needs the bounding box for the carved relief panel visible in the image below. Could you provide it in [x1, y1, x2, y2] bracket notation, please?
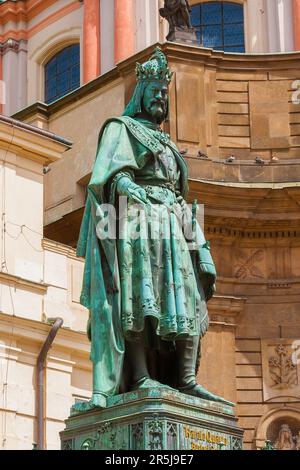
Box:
[234, 248, 265, 280]
[261, 339, 300, 401]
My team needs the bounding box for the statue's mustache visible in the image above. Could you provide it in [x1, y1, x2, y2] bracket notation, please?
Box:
[151, 99, 166, 108]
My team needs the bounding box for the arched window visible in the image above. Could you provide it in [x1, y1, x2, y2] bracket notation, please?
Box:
[45, 44, 80, 104]
[190, 2, 245, 52]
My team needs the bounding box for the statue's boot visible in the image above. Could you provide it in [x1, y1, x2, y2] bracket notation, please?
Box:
[131, 377, 173, 390]
[176, 336, 234, 406]
[126, 340, 173, 391]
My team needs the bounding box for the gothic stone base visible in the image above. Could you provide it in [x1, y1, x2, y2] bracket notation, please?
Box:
[167, 27, 198, 46]
[60, 388, 243, 451]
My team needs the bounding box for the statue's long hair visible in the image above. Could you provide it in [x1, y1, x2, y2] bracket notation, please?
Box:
[123, 82, 147, 117]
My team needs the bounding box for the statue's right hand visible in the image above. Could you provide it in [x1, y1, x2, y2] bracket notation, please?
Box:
[116, 176, 148, 205]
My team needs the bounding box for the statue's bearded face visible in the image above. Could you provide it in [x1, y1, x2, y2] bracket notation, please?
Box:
[142, 81, 168, 124]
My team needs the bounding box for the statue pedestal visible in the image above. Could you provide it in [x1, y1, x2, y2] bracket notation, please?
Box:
[167, 27, 198, 46]
[60, 388, 243, 450]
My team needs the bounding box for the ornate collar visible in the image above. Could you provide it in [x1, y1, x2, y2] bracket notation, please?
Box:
[132, 117, 171, 146]
[153, 127, 170, 145]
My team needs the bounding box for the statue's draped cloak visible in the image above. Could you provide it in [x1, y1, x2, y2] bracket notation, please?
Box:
[77, 116, 216, 397]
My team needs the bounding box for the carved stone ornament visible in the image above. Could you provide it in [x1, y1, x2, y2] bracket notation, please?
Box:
[148, 417, 163, 450]
[0, 39, 20, 54]
[231, 437, 243, 450]
[167, 422, 178, 449]
[80, 430, 101, 450]
[268, 344, 298, 389]
[261, 339, 300, 401]
[234, 249, 264, 280]
[61, 439, 73, 450]
[132, 423, 144, 450]
[81, 438, 97, 451]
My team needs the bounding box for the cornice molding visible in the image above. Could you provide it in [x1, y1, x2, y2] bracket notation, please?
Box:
[0, 311, 90, 353]
[188, 181, 300, 229]
[0, 0, 65, 24]
[13, 41, 300, 122]
[205, 224, 300, 239]
[161, 41, 300, 69]
[208, 294, 246, 327]
[188, 158, 300, 185]
[0, 0, 27, 23]
[0, 271, 48, 293]
[218, 276, 300, 288]
[13, 68, 121, 122]
[0, 29, 27, 44]
[13, 101, 49, 120]
[0, 117, 72, 164]
[42, 238, 81, 261]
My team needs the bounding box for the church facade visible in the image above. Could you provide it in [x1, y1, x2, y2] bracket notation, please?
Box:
[0, 0, 299, 450]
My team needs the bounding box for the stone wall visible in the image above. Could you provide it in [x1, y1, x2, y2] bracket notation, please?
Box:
[0, 117, 91, 450]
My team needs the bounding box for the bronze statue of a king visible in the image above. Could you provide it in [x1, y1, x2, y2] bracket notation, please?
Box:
[75, 47, 232, 413]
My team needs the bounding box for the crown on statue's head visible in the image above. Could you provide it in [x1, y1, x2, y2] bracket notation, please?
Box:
[135, 47, 173, 84]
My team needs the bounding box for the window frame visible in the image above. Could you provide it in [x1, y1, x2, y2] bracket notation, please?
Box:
[44, 43, 81, 104]
[190, 1, 246, 53]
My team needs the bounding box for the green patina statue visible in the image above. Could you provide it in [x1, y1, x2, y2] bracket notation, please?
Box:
[75, 47, 232, 413]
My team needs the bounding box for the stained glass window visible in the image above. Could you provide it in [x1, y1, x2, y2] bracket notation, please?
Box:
[45, 44, 80, 104]
[191, 2, 245, 53]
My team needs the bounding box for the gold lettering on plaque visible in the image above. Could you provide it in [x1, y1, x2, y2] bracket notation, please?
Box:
[183, 426, 229, 450]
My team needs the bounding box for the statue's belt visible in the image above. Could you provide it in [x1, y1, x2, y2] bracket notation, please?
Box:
[135, 179, 180, 195]
[134, 181, 181, 207]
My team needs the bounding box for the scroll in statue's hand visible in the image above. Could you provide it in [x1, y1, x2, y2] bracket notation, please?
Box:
[116, 175, 148, 205]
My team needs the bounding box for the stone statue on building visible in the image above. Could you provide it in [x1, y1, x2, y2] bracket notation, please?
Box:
[160, 0, 192, 32]
[159, 0, 197, 44]
[275, 424, 295, 450]
[74, 47, 232, 413]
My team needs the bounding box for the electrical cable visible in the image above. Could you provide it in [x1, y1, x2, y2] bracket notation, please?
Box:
[0, 123, 16, 449]
[5, 224, 43, 252]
